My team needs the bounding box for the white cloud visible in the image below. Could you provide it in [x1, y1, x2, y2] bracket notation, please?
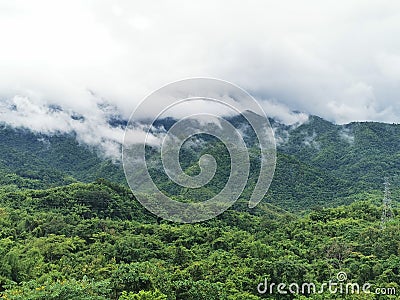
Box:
[339, 127, 355, 144]
[376, 53, 400, 82]
[0, 0, 400, 147]
[0, 95, 163, 159]
[261, 99, 309, 125]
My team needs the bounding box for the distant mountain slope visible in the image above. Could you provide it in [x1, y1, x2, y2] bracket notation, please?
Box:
[275, 115, 400, 190]
[1, 113, 399, 212]
[0, 126, 125, 189]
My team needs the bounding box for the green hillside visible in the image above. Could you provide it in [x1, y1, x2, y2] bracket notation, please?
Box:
[0, 124, 354, 212]
[277, 116, 400, 190]
[0, 117, 399, 299]
[0, 179, 398, 299]
[2, 118, 399, 212]
[0, 126, 125, 189]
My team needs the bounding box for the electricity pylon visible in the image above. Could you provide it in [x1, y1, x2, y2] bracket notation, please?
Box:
[381, 177, 393, 229]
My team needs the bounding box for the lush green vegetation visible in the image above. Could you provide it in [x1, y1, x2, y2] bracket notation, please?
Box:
[275, 116, 400, 191]
[0, 117, 399, 299]
[0, 179, 398, 299]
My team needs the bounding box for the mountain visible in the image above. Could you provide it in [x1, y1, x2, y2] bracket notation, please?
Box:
[145, 114, 400, 211]
[1, 114, 400, 212]
[0, 125, 125, 189]
[275, 115, 400, 190]
[0, 116, 399, 299]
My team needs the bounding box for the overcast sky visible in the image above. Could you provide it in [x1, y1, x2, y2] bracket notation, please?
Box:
[1, 0, 400, 133]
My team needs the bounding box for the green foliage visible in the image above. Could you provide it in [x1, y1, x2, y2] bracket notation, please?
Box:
[119, 290, 167, 300]
[0, 189, 398, 299]
[0, 126, 125, 189]
[276, 116, 400, 190]
[0, 119, 399, 299]
[1, 278, 111, 300]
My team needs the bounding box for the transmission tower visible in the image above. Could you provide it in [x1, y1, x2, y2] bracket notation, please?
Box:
[381, 177, 393, 229]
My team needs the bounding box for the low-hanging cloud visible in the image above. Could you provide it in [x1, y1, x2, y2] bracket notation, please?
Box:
[0, 95, 163, 159]
[0, 0, 400, 155]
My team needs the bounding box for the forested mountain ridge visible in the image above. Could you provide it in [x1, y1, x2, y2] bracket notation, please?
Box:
[275, 116, 400, 190]
[0, 126, 125, 189]
[0, 116, 399, 299]
[2, 114, 399, 211]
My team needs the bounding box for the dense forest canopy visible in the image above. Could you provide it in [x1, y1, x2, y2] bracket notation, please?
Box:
[0, 116, 399, 299]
